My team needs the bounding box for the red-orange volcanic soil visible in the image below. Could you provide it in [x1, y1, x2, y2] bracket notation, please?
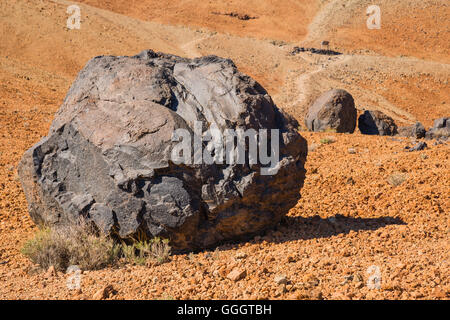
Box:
[0, 0, 448, 299]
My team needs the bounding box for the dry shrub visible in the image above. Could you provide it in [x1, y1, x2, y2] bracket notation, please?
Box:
[320, 136, 336, 144]
[148, 237, 171, 265]
[122, 237, 171, 266]
[21, 219, 120, 271]
[22, 220, 172, 271]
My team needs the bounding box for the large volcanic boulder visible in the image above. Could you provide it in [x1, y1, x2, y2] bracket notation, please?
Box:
[18, 50, 307, 251]
[305, 89, 357, 133]
[358, 110, 398, 135]
[425, 117, 450, 140]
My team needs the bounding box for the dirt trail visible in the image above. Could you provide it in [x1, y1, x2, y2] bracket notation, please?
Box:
[293, 53, 352, 116]
[298, 52, 418, 122]
[304, 0, 450, 63]
[76, 0, 320, 43]
[180, 35, 217, 58]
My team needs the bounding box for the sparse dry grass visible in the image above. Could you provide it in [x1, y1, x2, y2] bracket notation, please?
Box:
[122, 237, 171, 266]
[21, 220, 119, 271]
[22, 220, 171, 271]
[320, 136, 337, 144]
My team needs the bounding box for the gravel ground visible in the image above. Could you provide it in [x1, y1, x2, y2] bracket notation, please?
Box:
[1, 129, 448, 299]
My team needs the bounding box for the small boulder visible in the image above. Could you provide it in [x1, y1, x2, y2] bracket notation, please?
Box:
[235, 252, 248, 260]
[305, 89, 357, 133]
[433, 117, 449, 129]
[358, 110, 397, 135]
[425, 117, 450, 140]
[397, 122, 426, 139]
[408, 141, 428, 152]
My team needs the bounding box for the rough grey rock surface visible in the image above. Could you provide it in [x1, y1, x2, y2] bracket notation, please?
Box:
[358, 110, 398, 136]
[397, 122, 426, 139]
[305, 89, 357, 133]
[18, 50, 307, 251]
[408, 141, 428, 152]
[425, 117, 450, 140]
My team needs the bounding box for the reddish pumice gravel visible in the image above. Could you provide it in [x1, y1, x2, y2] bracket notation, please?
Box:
[1, 128, 448, 299]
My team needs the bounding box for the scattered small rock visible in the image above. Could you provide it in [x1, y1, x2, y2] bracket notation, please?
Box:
[345, 177, 355, 185]
[408, 141, 427, 152]
[45, 265, 57, 278]
[311, 289, 323, 300]
[432, 288, 447, 299]
[308, 143, 320, 152]
[227, 268, 246, 282]
[274, 274, 288, 285]
[426, 117, 450, 140]
[341, 274, 353, 285]
[259, 267, 269, 275]
[353, 273, 364, 283]
[303, 274, 320, 287]
[286, 256, 295, 263]
[355, 281, 365, 289]
[235, 252, 248, 260]
[92, 285, 116, 300]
